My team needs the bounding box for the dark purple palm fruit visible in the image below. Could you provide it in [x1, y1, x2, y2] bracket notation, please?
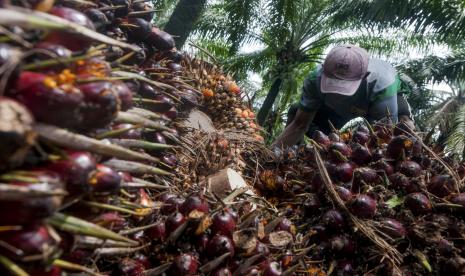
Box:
[47, 151, 96, 195]
[162, 154, 178, 167]
[352, 130, 370, 144]
[13, 71, 84, 129]
[28, 265, 62, 276]
[165, 212, 186, 233]
[164, 107, 178, 120]
[137, 83, 157, 98]
[0, 170, 64, 225]
[351, 168, 381, 193]
[386, 135, 413, 160]
[112, 81, 133, 111]
[389, 172, 410, 192]
[396, 160, 422, 177]
[372, 160, 394, 176]
[148, 27, 175, 51]
[371, 148, 385, 162]
[0, 97, 36, 171]
[328, 132, 341, 142]
[404, 193, 432, 215]
[348, 194, 377, 219]
[207, 235, 235, 257]
[378, 219, 406, 239]
[112, 258, 145, 276]
[322, 210, 345, 232]
[329, 234, 356, 256]
[180, 89, 199, 110]
[130, 1, 154, 21]
[195, 233, 210, 253]
[312, 130, 330, 150]
[427, 174, 455, 198]
[88, 164, 122, 195]
[328, 142, 352, 163]
[261, 261, 282, 276]
[167, 62, 183, 72]
[45, 7, 96, 51]
[211, 267, 232, 276]
[334, 162, 355, 183]
[350, 144, 372, 165]
[166, 50, 184, 63]
[336, 186, 352, 202]
[84, 8, 109, 32]
[180, 194, 209, 215]
[169, 253, 198, 275]
[0, 224, 59, 263]
[211, 210, 237, 236]
[123, 18, 153, 42]
[33, 42, 72, 61]
[303, 194, 322, 216]
[450, 193, 465, 208]
[111, 0, 130, 17]
[112, 123, 142, 139]
[335, 260, 354, 276]
[160, 195, 185, 214]
[77, 81, 120, 130]
[151, 94, 175, 113]
[142, 131, 167, 144]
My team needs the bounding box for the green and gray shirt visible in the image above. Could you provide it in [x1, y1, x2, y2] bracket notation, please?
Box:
[300, 58, 406, 122]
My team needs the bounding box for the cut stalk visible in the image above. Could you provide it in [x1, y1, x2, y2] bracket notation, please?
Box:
[116, 112, 173, 132]
[53, 259, 103, 276]
[128, 107, 165, 120]
[199, 252, 231, 273]
[109, 139, 173, 150]
[0, 184, 67, 199]
[93, 244, 149, 256]
[95, 125, 142, 140]
[75, 236, 137, 249]
[104, 159, 173, 176]
[47, 213, 138, 245]
[0, 255, 29, 276]
[81, 201, 142, 216]
[121, 182, 170, 189]
[143, 263, 172, 276]
[119, 222, 161, 235]
[35, 123, 158, 163]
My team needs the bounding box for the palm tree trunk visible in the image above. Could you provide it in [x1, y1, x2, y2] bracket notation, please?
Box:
[164, 0, 208, 49]
[257, 78, 283, 126]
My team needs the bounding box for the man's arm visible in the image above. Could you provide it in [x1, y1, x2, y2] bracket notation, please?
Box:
[272, 109, 316, 148]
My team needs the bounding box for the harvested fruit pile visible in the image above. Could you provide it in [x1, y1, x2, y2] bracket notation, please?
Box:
[253, 122, 465, 275]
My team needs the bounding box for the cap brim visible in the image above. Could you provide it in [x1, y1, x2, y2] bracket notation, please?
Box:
[321, 73, 361, 96]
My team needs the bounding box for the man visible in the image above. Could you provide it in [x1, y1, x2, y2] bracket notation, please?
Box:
[272, 45, 415, 148]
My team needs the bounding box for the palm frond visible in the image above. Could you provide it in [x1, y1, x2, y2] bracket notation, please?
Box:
[446, 104, 465, 156]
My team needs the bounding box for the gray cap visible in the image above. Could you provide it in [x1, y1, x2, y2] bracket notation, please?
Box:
[321, 45, 369, 96]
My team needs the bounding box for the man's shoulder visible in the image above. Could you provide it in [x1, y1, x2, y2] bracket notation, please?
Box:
[367, 58, 398, 93]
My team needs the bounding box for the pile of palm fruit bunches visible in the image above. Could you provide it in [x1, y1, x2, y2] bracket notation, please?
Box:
[1, 1, 465, 276]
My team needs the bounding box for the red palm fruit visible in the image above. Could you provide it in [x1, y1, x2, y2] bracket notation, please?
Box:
[77, 81, 120, 130]
[275, 218, 296, 235]
[0, 97, 35, 171]
[0, 224, 59, 262]
[195, 233, 210, 253]
[207, 235, 235, 257]
[211, 268, 232, 276]
[165, 212, 186, 233]
[47, 151, 96, 195]
[322, 210, 345, 232]
[329, 234, 356, 256]
[386, 135, 413, 159]
[348, 194, 377, 219]
[328, 142, 352, 163]
[112, 124, 142, 139]
[0, 170, 64, 225]
[146, 220, 166, 241]
[262, 261, 282, 276]
[379, 219, 406, 239]
[73, 57, 111, 79]
[88, 164, 122, 195]
[404, 193, 432, 215]
[350, 144, 372, 165]
[336, 186, 352, 202]
[112, 81, 133, 111]
[396, 160, 422, 177]
[170, 253, 198, 275]
[113, 258, 145, 276]
[148, 27, 175, 51]
[351, 168, 381, 193]
[427, 174, 455, 198]
[93, 212, 127, 232]
[45, 7, 95, 51]
[211, 211, 236, 236]
[165, 107, 178, 120]
[334, 162, 355, 183]
[180, 194, 209, 215]
[14, 71, 84, 129]
[312, 130, 330, 149]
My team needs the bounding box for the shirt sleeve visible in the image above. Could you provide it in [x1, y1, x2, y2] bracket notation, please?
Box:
[299, 71, 322, 113]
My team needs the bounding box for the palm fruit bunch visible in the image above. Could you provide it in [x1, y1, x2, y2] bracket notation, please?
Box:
[181, 57, 264, 142]
[250, 121, 465, 275]
[0, 2, 317, 276]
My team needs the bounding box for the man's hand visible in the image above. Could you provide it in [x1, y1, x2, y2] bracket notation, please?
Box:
[271, 109, 316, 148]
